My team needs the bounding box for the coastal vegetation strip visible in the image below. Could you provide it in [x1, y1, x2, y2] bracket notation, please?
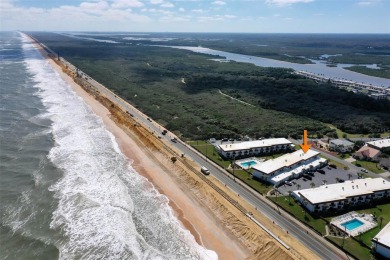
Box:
[38, 40, 297, 258]
[344, 65, 390, 79]
[30, 32, 390, 141]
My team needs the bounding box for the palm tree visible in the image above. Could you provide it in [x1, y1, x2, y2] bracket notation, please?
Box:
[288, 191, 293, 205]
[380, 216, 384, 229]
[296, 184, 301, 190]
[348, 173, 353, 180]
[310, 182, 315, 188]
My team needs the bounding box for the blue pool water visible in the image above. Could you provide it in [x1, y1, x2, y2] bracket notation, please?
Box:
[341, 219, 364, 231]
[240, 160, 257, 168]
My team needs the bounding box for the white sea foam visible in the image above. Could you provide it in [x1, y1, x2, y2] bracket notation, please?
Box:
[20, 34, 217, 260]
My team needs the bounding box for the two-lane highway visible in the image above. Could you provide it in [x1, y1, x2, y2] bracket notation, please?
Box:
[173, 141, 347, 260]
[70, 67, 349, 259]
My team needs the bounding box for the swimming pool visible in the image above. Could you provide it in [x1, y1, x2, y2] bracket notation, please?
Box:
[240, 160, 257, 168]
[341, 219, 364, 231]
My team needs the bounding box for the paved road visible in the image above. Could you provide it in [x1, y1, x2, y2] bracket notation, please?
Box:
[68, 68, 349, 259]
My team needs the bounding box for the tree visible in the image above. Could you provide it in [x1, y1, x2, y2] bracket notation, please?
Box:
[288, 191, 293, 205]
[348, 173, 353, 180]
[310, 182, 315, 188]
[380, 216, 384, 229]
[296, 184, 301, 190]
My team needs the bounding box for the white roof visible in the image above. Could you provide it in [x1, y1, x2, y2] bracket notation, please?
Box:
[252, 149, 320, 174]
[270, 157, 327, 184]
[374, 221, 390, 248]
[329, 139, 354, 146]
[218, 138, 291, 152]
[295, 178, 390, 205]
[367, 138, 390, 149]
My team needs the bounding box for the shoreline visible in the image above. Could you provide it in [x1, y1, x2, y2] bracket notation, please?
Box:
[27, 36, 251, 259]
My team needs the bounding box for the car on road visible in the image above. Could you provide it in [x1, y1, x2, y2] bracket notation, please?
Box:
[147, 117, 152, 122]
[200, 166, 210, 175]
[361, 169, 368, 173]
[171, 137, 177, 143]
[162, 129, 167, 135]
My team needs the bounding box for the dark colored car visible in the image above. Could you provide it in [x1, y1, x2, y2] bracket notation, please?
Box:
[317, 169, 325, 174]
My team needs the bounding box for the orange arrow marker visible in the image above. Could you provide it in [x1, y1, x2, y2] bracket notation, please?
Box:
[299, 129, 311, 153]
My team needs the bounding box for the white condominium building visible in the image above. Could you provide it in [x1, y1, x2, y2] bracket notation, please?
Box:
[251, 150, 327, 186]
[217, 138, 293, 159]
[293, 178, 390, 213]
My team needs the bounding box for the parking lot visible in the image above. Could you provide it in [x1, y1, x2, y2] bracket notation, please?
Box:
[277, 166, 361, 195]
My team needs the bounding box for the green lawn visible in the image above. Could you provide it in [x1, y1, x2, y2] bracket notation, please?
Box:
[188, 140, 273, 194]
[270, 196, 390, 259]
[188, 140, 230, 168]
[358, 203, 390, 247]
[327, 236, 371, 260]
[229, 169, 273, 195]
[327, 124, 390, 139]
[268, 196, 327, 235]
[320, 154, 349, 170]
[353, 160, 385, 174]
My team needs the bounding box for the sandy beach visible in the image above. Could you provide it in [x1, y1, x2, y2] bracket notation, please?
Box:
[25, 33, 332, 260]
[30, 40, 252, 259]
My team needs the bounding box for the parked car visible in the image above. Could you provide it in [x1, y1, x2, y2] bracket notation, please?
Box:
[222, 138, 228, 142]
[317, 169, 325, 174]
[303, 174, 312, 180]
[284, 181, 292, 186]
[361, 169, 368, 173]
[329, 164, 337, 169]
[327, 166, 332, 170]
[338, 179, 345, 183]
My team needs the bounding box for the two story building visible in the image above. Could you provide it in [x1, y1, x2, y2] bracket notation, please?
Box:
[217, 138, 293, 159]
[372, 221, 390, 259]
[329, 139, 354, 153]
[292, 178, 390, 213]
[251, 150, 327, 186]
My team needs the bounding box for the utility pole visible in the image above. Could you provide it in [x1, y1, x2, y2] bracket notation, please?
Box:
[233, 156, 236, 181]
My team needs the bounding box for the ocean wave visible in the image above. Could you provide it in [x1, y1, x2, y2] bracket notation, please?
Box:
[20, 34, 217, 260]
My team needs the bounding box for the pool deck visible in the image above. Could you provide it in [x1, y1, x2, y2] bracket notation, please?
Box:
[331, 211, 377, 237]
[235, 157, 264, 169]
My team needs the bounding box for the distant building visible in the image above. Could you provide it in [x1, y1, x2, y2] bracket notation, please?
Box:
[315, 139, 330, 150]
[372, 221, 390, 258]
[329, 139, 354, 153]
[354, 146, 381, 161]
[251, 150, 327, 186]
[292, 178, 390, 214]
[366, 138, 390, 150]
[369, 93, 389, 100]
[217, 138, 293, 159]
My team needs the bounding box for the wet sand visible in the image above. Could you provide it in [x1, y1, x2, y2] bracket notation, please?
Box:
[30, 40, 251, 259]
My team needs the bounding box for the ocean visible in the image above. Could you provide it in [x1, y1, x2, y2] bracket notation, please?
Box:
[0, 32, 216, 260]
